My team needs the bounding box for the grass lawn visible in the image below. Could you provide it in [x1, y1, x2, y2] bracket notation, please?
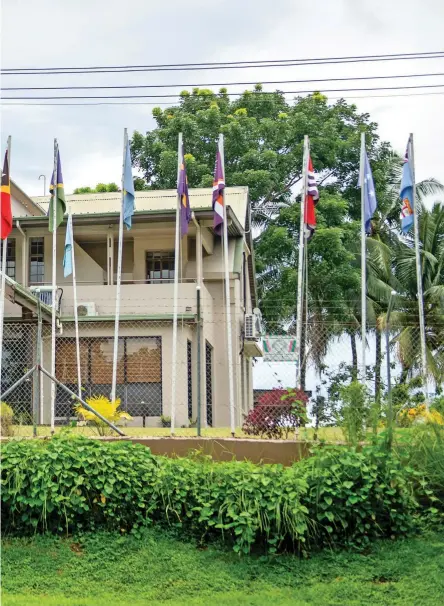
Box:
[2, 530, 444, 605]
[10, 424, 388, 442]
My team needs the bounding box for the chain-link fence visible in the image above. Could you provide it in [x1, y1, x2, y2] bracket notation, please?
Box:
[1, 316, 443, 437]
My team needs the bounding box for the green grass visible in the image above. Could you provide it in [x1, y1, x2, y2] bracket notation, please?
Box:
[2, 530, 444, 605]
[10, 424, 396, 441]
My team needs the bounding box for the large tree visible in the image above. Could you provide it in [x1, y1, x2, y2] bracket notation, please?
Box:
[130, 87, 389, 222]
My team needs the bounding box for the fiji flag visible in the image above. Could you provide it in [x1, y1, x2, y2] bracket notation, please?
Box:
[177, 143, 191, 237]
[362, 149, 377, 234]
[400, 137, 414, 233]
[63, 213, 73, 277]
[123, 139, 135, 230]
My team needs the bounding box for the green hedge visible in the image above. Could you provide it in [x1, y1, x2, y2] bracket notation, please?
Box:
[1, 436, 418, 553]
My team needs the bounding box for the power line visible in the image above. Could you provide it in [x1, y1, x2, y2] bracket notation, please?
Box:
[4, 83, 444, 100]
[3, 91, 444, 108]
[3, 51, 444, 76]
[3, 71, 444, 91]
[4, 50, 442, 71]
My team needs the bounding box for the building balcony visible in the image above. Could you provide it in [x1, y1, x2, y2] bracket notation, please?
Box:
[59, 281, 211, 320]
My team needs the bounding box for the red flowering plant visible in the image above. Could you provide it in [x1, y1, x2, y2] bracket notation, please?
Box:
[243, 388, 308, 439]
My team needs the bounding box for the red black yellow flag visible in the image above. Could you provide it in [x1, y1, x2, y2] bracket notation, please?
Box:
[1, 150, 12, 240]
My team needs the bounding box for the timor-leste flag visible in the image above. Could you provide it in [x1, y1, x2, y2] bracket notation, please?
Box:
[1, 150, 13, 240]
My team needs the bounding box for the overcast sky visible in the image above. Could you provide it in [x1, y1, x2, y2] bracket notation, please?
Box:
[1, 0, 443, 198]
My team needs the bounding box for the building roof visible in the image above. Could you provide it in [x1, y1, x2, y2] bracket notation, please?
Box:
[11, 180, 46, 217]
[33, 186, 249, 229]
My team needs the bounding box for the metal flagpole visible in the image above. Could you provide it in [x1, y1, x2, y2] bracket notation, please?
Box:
[0, 136, 11, 397]
[69, 210, 82, 399]
[295, 135, 308, 388]
[50, 139, 58, 434]
[410, 134, 429, 407]
[170, 133, 182, 436]
[219, 134, 236, 436]
[111, 128, 127, 403]
[360, 132, 367, 383]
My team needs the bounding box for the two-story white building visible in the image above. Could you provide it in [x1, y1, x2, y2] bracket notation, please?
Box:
[1, 185, 262, 428]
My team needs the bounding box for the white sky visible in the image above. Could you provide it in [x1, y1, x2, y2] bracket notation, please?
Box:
[1, 0, 444, 197]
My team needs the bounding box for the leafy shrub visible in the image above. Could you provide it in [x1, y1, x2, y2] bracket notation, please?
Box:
[0, 402, 14, 437]
[243, 388, 308, 439]
[294, 445, 418, 549]
[337, 381, 369, 445]
[0, 436, 421, 554]
[75, 395, 132, 436]
[160, 415, 171, 427]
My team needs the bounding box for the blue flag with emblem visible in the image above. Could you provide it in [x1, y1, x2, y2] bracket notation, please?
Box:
[123, 139, 135, 230]
[362, 149, 377, 234]
[63, 213, 73, 277]
[399, 137, 414, 233]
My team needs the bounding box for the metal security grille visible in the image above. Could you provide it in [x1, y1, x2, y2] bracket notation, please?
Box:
[205, 340, 213, 427]
[55, 335, 162, 419]
[187, 339, 192, 421]
[1, 323, 34, 422]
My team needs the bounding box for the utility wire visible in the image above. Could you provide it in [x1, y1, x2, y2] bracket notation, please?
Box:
[4, 50, 443, 72]
[3, 51, 444, 75]
[3, 71, 444, 91]
[4, 91, 444, 107]
[4, 83, 444, 100]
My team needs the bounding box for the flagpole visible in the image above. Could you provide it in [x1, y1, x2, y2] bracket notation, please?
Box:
[410, 134, 428, 407]
[50, 139, 58, 434]
[295, 135, 308, 388]
[360, 132, 367, 383]
[111, 128, 127, 403]
[69, 210, 82, 399]
[219, 134, 236, 436]
[0, 136, 11, 396]
[170, 133, 182, 436]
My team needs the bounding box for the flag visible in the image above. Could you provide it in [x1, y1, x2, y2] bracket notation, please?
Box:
[49, 148, 66, 232]
[362, 149, 377, 234]
[1, 149, 12, 240]
[304, 155, 319, 239]
[177, 144, 191, 237]
[212, 149, 225, 235]
[400, 138, 414, 233]
[63, 213, 73, 277]
[123, 139, 135, 230]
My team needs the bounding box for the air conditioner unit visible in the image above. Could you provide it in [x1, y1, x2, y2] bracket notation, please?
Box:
[77, 302, 97, 317]
[245, 312, 261, 340]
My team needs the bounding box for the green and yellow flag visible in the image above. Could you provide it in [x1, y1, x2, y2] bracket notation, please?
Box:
[49, 148, 66, 232]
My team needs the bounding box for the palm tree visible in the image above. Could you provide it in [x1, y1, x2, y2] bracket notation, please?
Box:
[376, 203, 444, 386]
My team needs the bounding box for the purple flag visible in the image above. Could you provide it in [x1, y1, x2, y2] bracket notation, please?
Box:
[212, 149, 225, 235]
[178, 144, 191, 237]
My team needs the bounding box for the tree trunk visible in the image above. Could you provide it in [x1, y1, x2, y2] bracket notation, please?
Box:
[375, 329, 382, 400]
[350, 332, 358, 380]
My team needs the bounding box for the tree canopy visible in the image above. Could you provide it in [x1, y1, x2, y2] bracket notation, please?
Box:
[73, 183, 119, 194]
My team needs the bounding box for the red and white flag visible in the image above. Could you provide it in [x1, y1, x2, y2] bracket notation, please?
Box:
[304, 155, 319, 239]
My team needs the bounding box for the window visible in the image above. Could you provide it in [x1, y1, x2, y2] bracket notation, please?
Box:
[29, 238, 44, 284]
[146, 251, 175, 284]
[187, 340, 192, 421]
[55, 336, 162, 419]
[0, 238, 16, 280]
[205, 340, 213, 427]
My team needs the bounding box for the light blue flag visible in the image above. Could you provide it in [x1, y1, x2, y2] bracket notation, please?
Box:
[399, 138, 414, 233]
[63, 213, 73, 277]
[363, 150, 377, 234]
[123, 140, 135, 230]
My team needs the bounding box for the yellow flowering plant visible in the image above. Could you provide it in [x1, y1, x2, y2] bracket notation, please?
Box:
[398, 403, 444, 427]
[75, 395, 132, 436]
